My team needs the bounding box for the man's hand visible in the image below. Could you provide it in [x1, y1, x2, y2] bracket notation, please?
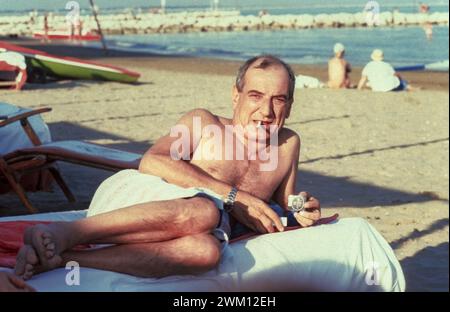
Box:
[293, 191, 321, 227]
[0, 272, 36, 292]
[232, 191, 284, 234]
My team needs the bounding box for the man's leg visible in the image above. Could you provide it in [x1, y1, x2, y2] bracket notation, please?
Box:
[17, 197, 220, 278]
[65, 233, 221, 277]
[17, 233, 221, 278]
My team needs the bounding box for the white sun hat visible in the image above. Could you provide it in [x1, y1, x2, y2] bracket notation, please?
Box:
[333, 42, 345, 54]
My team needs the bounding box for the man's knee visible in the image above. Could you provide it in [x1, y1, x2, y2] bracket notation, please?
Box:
[176, 196, 220, 234]
[185, 234, 221, 272]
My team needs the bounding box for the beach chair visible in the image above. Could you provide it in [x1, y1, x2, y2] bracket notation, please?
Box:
[0, 107, 141, 213]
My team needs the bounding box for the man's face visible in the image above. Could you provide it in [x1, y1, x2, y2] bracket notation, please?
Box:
[232, 64, 292, 138]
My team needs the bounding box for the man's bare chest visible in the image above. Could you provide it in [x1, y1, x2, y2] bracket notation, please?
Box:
[190, 158, 281, 201]
[188, 124, 289, 200]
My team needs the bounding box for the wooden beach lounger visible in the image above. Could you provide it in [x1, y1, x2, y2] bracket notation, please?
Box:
[0, 107, 141, 213]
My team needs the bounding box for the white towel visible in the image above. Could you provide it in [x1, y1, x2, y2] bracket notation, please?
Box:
[295, 74, 324, 89]
[87, 169, 224, 217]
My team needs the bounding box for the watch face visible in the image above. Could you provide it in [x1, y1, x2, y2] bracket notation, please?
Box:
[288, 194, 306, 213]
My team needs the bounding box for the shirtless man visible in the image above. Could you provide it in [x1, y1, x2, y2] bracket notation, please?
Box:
[15, 55, 321, 279]
[327, 43, 352, 89]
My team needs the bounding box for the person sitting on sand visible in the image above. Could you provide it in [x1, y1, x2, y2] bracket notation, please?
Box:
[0, 272, 35, 292]
[14, 55, 322, 279]
[327, 43, 352, 89]
[358, 49, 414, 92]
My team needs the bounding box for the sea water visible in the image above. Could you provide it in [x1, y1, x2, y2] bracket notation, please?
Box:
[1, 0, 449, 66]
[100, 26, 449, 67]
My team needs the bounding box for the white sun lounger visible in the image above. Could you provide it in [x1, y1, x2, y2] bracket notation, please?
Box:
[0, 210, 405, 292]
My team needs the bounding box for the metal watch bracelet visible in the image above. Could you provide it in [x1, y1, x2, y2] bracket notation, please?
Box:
[224, 186, 238, 213]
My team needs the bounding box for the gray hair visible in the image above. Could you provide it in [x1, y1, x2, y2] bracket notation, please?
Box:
[235, 55, 296, 102]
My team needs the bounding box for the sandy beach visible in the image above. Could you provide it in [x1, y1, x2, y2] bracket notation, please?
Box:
[0, 40, 448, 291]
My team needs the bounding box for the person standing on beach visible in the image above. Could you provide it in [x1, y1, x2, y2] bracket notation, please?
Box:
[419, 2, 430, 14]
[423, 22, 433, 40]
[327, 43, 352, 89]
[42, 13, 50, 43]
[65, 4, 81, 42]
[419, 2, 433, 40]
[357, 49, 414, 92]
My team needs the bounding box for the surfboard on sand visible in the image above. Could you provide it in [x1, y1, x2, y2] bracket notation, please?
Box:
[0, 41, 140, 83]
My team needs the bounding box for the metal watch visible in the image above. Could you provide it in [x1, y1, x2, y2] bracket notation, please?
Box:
[223, 187, 238, 213]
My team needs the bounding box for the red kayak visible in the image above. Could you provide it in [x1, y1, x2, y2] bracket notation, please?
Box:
[33, 32, 101, 41]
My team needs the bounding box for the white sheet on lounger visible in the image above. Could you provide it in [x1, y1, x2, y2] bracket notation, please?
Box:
[0, 210, 405, 292]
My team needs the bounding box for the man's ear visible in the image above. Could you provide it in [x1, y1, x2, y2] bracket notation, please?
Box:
[232, 85, 240, 110]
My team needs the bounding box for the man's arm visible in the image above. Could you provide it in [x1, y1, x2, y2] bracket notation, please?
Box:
[272, 131, 300, 210]
[139, 108, 231, 197]
[272, 131, 321, 227]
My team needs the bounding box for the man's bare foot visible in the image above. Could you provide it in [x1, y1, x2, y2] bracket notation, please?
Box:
[15, 244, 62, 280]
[407, 85, 421, 91]
[15, 245, 39, 280]
[23, 224, 68, 271]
